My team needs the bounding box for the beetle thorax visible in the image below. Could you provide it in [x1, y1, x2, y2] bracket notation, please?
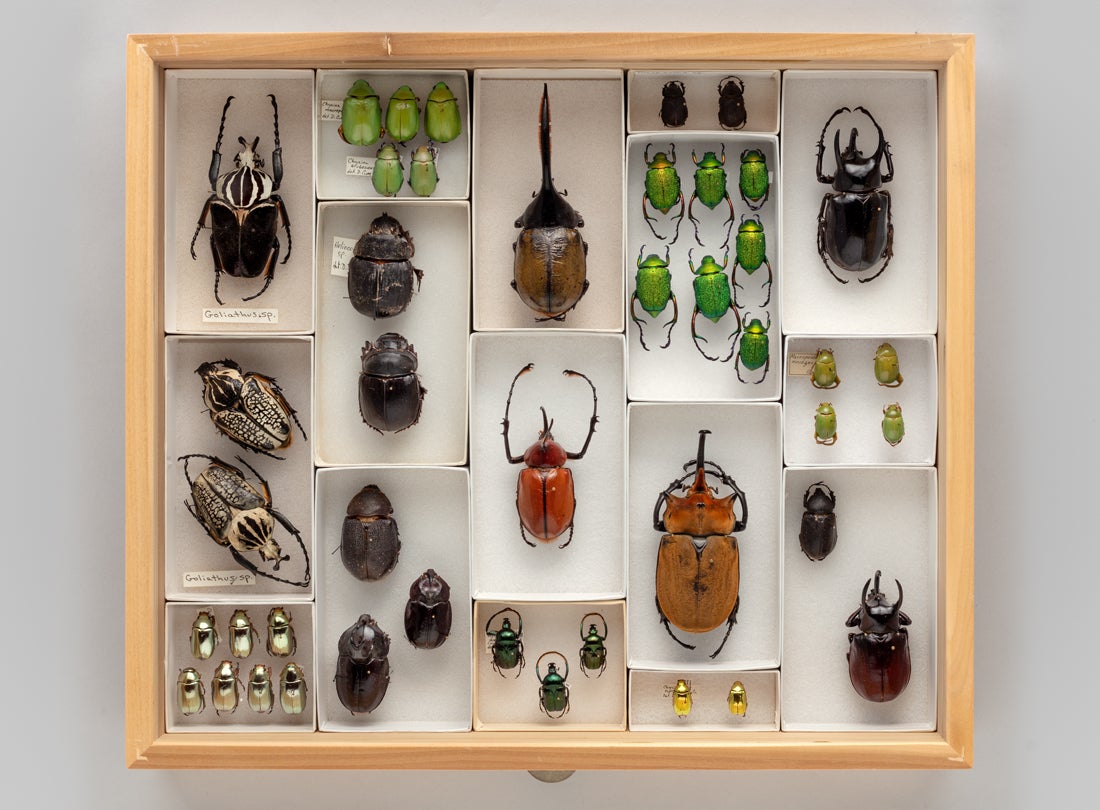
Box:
[524, 434, 567, 467]
[219, 137, 275, 207]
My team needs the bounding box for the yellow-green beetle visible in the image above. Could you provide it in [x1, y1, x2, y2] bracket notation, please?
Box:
[266, 607, 296, 657]
[340, 79, 383, 146]
[211, 660, 242, 716]
[280, 662, 309, 715]
[246, 663, 274, 714]
[727, 680, 747, 716]
[811, 348, 840, 389]
[385, 85, 420, 143]
[177, 668, 205, 716]
[882, 403, 905, 446]
[672, 679, 694, 718]
[228, 609, 258, 658]
[190, 610, 218, 660]
[424, 81, 461, 143]
[874, 342, 904, 387]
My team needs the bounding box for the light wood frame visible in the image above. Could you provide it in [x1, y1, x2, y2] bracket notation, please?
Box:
[126, 32, 974, 770]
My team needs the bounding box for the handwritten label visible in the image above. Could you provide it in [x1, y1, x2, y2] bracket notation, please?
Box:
[346, 155, 375, 177]
[787, 351, 818, 376]
[331, 235, 357, 277]
[320, 99, 343, 121]
[183, 570, 257, 588]
[202, 308, 279, 324]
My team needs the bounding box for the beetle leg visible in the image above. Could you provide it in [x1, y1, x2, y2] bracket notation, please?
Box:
[630, 293, 650, 352]
[558, 522, 574, 550]
[722, 305, 742, 364]
[518, 520, 537, 548]
[562, 369, 598, 460]
[642, 195, 665, 241]
[691, 308, 722, 362]
[708, 596, 740, 659]
[656, 596, 697, 650]
[719, 194, 736, 249]
[816, 107, 849, 184]
[268, 95, 283, 189]
[502, 364, 535, 464]
[660, 293, 678, 350]
[275, 195, 292, 264]
[759, 258, 773, 308]
[190, 195, 216, 259]
[669, 192, 685, 245]
[687, 193, 704, 247]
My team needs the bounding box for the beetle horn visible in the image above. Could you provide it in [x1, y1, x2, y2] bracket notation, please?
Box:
[695, 429, 712, 472]
[893, 579, 903, 613]
[539, 83, 553, 192]
[861, 576, 872, 608]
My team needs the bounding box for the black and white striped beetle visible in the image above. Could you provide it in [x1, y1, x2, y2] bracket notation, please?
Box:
[189, 94, 292, 305]
[180, 454, 310, 587]
[196, 359, 306, 460]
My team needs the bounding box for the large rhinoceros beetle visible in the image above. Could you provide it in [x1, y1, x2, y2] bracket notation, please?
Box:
[358, 333, 426, 433]
[335, 614, 391, 715]
[845, 570, 912, 702]
[347, 212, 423, 318]
[190, 95, 292, 304]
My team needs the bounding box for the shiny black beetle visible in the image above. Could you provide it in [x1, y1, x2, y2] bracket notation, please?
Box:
[404, 569, 452, 650]
[846, 571, 912, 702]
[358, 333, 426, 433]
[335, 614, 391, 715]
[717, 76, 747, 130]
[196, 359, 306, 459]
[340, 484, 401, 581]
[660, 80, 688, 127]
[816, 106, 894, 283]
[347, 212, 423, 318]
[190, 95, 292, 304]
[798, 481, 838, 561]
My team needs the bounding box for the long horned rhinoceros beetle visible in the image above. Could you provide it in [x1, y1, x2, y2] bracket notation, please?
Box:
[660, 80, 688, 128]
[799, 481, 838, 561]
[358, 333, 426, 433]
[485, 607, 525, 677]
[502, 363, 599, 548]
[190, 95, 292, 305]
[196, 359, 306, 460]
[335, 614, 391, 714]
[347, 213, 423, 318]
[536, 652, 570, 719]
[340, 484, 401, 581]
[180, 454, 311, 587]
[512, 84, 589, 321]
[654, 429, 748, 658]
[816, 106, 894, 283]
[404, 569, 452, 650]
[846, 570, 912, 702]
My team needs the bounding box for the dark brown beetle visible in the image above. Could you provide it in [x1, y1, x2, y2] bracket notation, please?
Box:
[798, 482, 838, 561]
[358, 333, 426, 433]
[340, 485, 400, 581]
[717, 76, 747, 130]
[347, 212, 423, 319]
[660, 80, 688, 128]
[335, 614, 391, 715]
[845, 570, 912, 702]
[404, 569, 452, 650]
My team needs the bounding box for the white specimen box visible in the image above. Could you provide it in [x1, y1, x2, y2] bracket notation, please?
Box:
[628, 669, 779, 731]
[627, 70, 781, 134]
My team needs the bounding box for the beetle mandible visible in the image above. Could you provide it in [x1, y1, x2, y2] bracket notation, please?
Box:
[404, 569, 453, 650]
[846, 570, 912, 702]
[536, 652, 570, 719]
[335, 614, 391, 715]
[798, 481, 838, 561]
[717, 76, 747, 130]
[196, 359, 306, 459]
[630, 244, 678, 351]
[485, 607, 525, 677]
[578, 612, 608, 678]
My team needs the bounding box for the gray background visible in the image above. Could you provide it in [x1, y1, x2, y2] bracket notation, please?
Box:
[7, 1, 1092, 806]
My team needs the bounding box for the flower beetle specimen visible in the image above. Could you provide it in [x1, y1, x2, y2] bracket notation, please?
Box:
[882, 402, 905, 446]
[536, 652, 570, 719]
[385, 85, 420, 144]
[688, 249, 741, 362]
[670, 679, 693, 717]
[227, 609, 258, 658]
[578, 612, 608, 678]
[177, 668, 205, 716]
[279, 662, 308, 715]
[730, 215, 772, 309]
[340, 79, 383, 146]
[660, 80, 688, 128]
[816, 106, 895, 283]
[246, 663, 274, 714]
[404, 569, 452, 650]
[814, 402, 838, 445]
[642, 143, 685, 243]
[341, 484, 401, 581]
[266, 607, 296, 657]
[190, 95, 291, 305]
[738, 149, 770, 211]
[408, 143, 439, 197]
[717, 76, 747, 130]
[180, 454, 311, 587]
[211, 660, 242, 716]
[335, 614, 391, 715]
[372, 143, 405, 197]
[874, 342, 903, 387]
[811, 348, 840, 389]
[799, 482, 838, 561]
[485, 607, 525, 678]
[425, 81, 462, 143]
[190, 609, 219, 660]
[347, 213, 423, 319]
[631, 245, 678, 351]
[735, 313, 771, 384]
[727, 680, 747, 716]
[846, 571, 912, 702]
[654, 429, 748, 658]
[502, 363, 599, 548]
[358, 333, 426, 433]
[688, 146, 735, 248]
[196, 359, 306, 460]
[512, 84, 589, 321]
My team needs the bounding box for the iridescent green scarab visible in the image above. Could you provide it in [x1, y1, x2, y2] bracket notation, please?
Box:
[642, 142, 685, 243]
[630, 245, 677, 351]
[339, 79, 383, 146]
[688, 146, 735, 248]
[882, 402, 905, 446]
[688, 248, 740, 362]
[385, 85, 420, 143]
[738, 148, 770, 210]
[731, 215, 772, 308]
[735, 313, 771, 384]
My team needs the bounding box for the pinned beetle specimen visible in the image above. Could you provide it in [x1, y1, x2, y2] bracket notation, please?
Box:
[228, 609, 258, 658]
[424, 81, 462, 143]
[341, 484, 401, 581]
[882, 402, 905, 446]
[485, 607, 525, 677]
[408, 144, 439, 197]
[811, 348, 840, 389]
[846, 571, 912, 702]
[727, 680, 747, 716]
[347, 213, 423, 319]
[799, 482, 838, 561]
[671, 679, 694, 717]
[536, 652, 570, 719]
[654, 430, 748, 658]
[211, 660, 242, 715]
[738, 149, 770, 210]
[358, 333, 426, 433]
[735, 313, 771, 385]
[190, 95, 291, 305]
[266, 607, 296, 657]
[660, 80, 688, 128]
[385, 85, 420, 143]
[372, 143, 404, 197]
[340, 79, 383, 146]
[246, 664, 274, 713]
[689, 249, 741, 362]
[642, 143, 685, 243]
[816, 106, 894, 283]
[578, 612, 608, 678]
[335, 614, 391, 715]
[631, 245, 678, 351]
[177, 668, 205, 716]
[688, 146, 735, 249]
[730, 215, 772, 309]
[814, 403, 838, 446]
[502, 363, 599, 548]
[196, 359, 306, 460]
[190, 610, 218, 660]
[874, 342, 903, 387]
[180, 454, 311, 587]
[512, 84, 589, 321]
[404, 569, 452, 650]
[717, 76, 747, 130]
[279, 662, 308, 715]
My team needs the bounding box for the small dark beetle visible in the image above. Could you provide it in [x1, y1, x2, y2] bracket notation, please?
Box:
[196, 359, 306, 460]
[347, 213, 423, 319]
[190, 95, 292, 305]
[335, 614, 391, 715]
[358, 333, 426, 433]
[404, 569, 453, 650]
[846, 571, 912, 702]
[485, 607, 525, 677]
[717, 75, 747, 130]
[660, 80, 688, 128]
[536, 652, 570, 719]
[502, 363, 599, 548]
[578, 612, 608, 678]
[341, 484, 401, 581]
[798, 481, 838, 561]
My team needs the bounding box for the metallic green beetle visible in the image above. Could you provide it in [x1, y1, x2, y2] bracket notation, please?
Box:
[689, 248, 741, 362]
[486, 607, 525, 678]
[631, 245, 678, 351]
[424, 81, 462, 143]
[874, 342, 904, 387]
[578, 612, 608, 678]
[811, 348, 840, 389]
[408, 143, 439, 197]
[536, 652, 570, 719]
[731, 215, 773, 308]
[688, 146, 735, 248]
[385, 85, 420, 143]
[372, 143, 404, 196]
[739, 148, 770, 210]
[340, 79, 383, 146]
[815, 402, 838, 445]
[642, 142, 685, 243]
[882, 402, 905, 446]
[735, 313, 771, 384]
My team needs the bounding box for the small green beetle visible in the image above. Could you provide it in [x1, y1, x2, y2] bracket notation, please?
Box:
[536, 652, 570, 719]
[372, 143, 404, 197]
[736, 313, 771, 384]
[486, 607, 525, 678]
[642, 142, 685, 243]
[424, 81, 462, 143]
[731, 215, 773, 308]
[385, 85, 420, 143]
[408, 143, 439, 197]
[882, 402, 905, 446]
[811, 348, 840, 389]
[739, 148, 770, 210]
[815, 402, 838, 446]
[631, 244, 678, 351]
[874, 342, 904, 387]
[689, 248, 740, 362]
[688, 146, 735, 248]
[578, 612, 608, 678]
[339, 79, 383, 146]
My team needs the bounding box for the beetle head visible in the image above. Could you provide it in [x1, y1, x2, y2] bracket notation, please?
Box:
[860, 571, 905, 631]
[235, 136, 262, 170]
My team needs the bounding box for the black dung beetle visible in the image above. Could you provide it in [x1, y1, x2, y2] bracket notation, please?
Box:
[798, 482, 838, 561]
[340, 484, 401, 581]
[347, 212, 424, 319]
[660, 80, 688, 128]
[816, 106, 895, 283]
[190, 95, 292, 305]
[717, 76, 747, 130]
[358, 333, 426, 433]
[404, 569, 453, 650]
[196, 359, 306, 460]
[335, 614, 391, 715]
[845, 570, 912, 702]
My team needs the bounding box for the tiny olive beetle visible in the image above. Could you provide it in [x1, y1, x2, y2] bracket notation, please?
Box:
[502, 363, 599, 548]
[266, 607, 296, 657]
[339, 79, 383, 147]
[846, 571, 912, 702]
[177, 668, 205, 716]
[385, 85, 420, 144]
[670, 679, 694, 717]
[372, 143, 405, 197]
[799, 482, 838, 561]
[211, 660, 242, 716]
[347, 213, 423, 319]
[578, 612, 608, 678]
[190, 609, 219, 660]
[536, 652, 570, 719]
[660, 80, 688, 128]
[811, 348, 841, 389]
[485, 607, 525, 678]
[874, 342, 903, 387]
[882, 403, 905, 446]
[358, 333, 427, 434]
[814, 403, 838, 446]
[404, 569, 453, 650]
[341, 484, 401, 581]
[641, 143, 685, 243]
[279, 662, 309, 715]
[196, 359, 306, 460]
[688, 146, 735, 249]
[727, 680, 747, 716]
[228, 609, 258, 658]
[246, 663, 275, 714]
[335, 614, 391, 715]
[424, 81, 462, 143]
[190, 95, 291, 305]
[717, 76, 747, 130]
[180, 454, 311, 587]
[631, 245, 678, 351]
